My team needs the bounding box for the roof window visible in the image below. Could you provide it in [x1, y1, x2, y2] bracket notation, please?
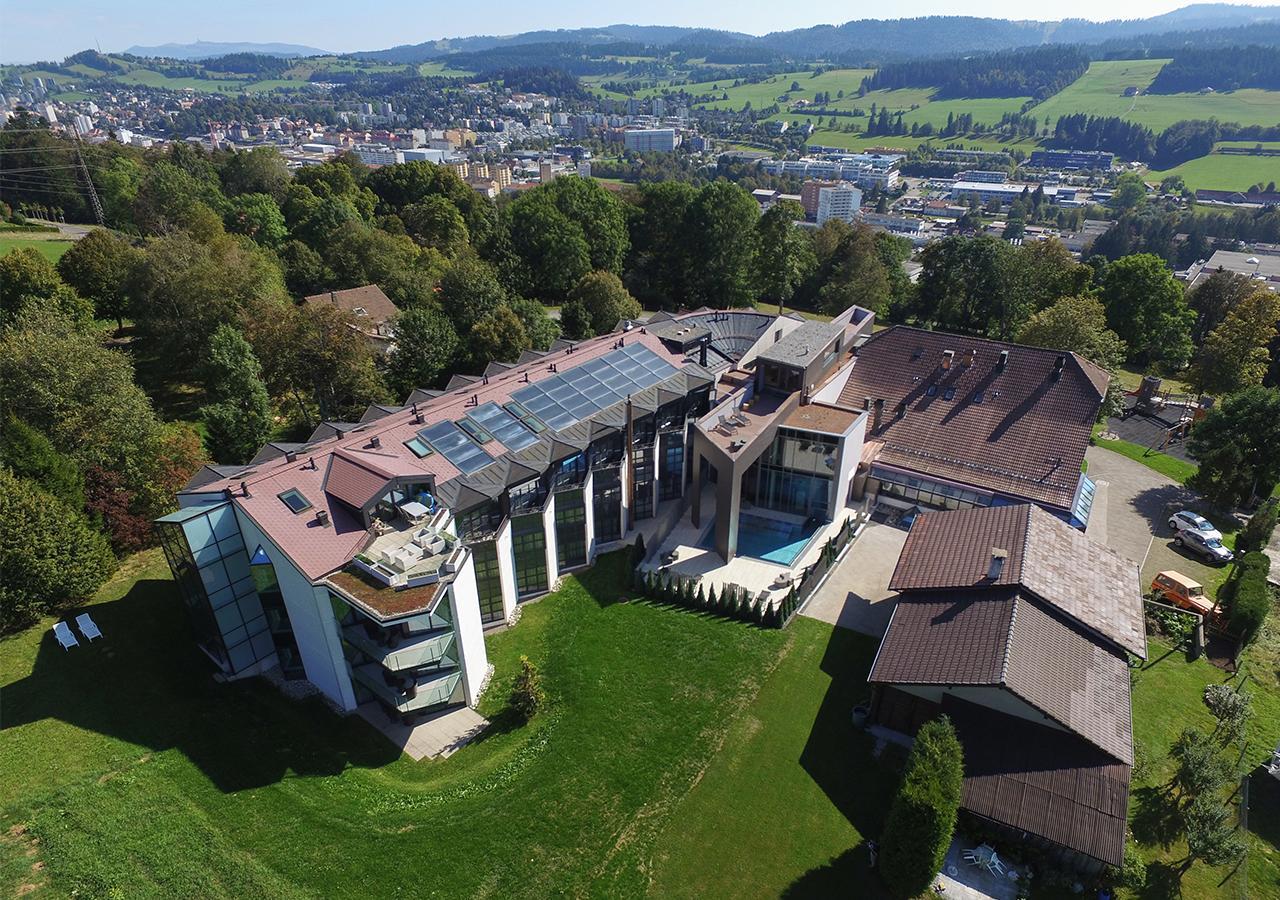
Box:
[278, 488, 312, 514]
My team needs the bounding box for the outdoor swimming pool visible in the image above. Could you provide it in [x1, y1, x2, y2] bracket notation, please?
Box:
[701, 512, 822, 566]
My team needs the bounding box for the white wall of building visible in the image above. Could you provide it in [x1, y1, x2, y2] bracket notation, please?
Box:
[494, 518, 518, 622]
[447, 552, 490, 706]
[895, 684, 1069, 734]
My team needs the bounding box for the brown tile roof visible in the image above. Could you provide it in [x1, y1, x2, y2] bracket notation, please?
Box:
[868, 589, 1016, 685]
[889, 505, 1146, 658]
[944, 696, 1130, 867]
[839, 326, 1105, 509]
[303, 284, 398, 326]
[869, 590, 1134, 764]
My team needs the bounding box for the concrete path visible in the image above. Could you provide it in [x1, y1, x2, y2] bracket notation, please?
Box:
[356, 703, 488, 761]
[800, 522, 907, 637]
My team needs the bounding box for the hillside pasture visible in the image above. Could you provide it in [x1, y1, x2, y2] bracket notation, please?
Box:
[1149, 148, 1280, 191]
[1033, 59, 1280, 132]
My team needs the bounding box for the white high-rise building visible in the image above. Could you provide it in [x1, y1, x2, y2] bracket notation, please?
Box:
[816, 183, 863, 225]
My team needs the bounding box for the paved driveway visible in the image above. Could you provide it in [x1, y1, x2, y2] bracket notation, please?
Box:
[1084, 445, 1227, 589]
[800, 522, 907, 637]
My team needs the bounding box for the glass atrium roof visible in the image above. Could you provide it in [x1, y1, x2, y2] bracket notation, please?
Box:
[465, 402, 541, 451]
[419, 421, 494, 474]
[511, 344, 678, 431]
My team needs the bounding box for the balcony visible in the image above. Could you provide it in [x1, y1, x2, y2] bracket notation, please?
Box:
[351, 523, 465, 589]
[351, 663, 463, 714]
[343, 622, 457, 672]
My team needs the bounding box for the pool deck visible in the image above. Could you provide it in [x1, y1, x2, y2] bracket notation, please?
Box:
[642, 484, 859, 608]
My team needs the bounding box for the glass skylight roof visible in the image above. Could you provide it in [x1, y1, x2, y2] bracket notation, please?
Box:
[511, 344, 678, 431]
[419, 421, 494, 474]
[466, 402, 540, 451]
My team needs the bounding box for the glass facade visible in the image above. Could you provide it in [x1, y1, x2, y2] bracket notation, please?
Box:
[659, 432, 684, 501]
[592, 468, 623, 542]
[632, 444, 655, 520]
[455, 499, 503, 542]
[761, 363, 802, 395]
[511, 514, 549, 596]
[554, 490, 588, 569]
[155, 503, 275, 675]
[509, 477, 548, 515]
[551, 452, 587, 491]
[743, 428, 836, 520]
[874, 469, 990, 511]
[471, 541, 505, 624]
[250, 547, 305, 679]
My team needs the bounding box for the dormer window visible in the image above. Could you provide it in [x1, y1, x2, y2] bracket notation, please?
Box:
[278, 488, 312, 514]
[352, 306, 368, 317]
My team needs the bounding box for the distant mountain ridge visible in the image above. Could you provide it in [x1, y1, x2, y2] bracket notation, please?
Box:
[122, 41, 331, 60]
[355, 4, 1280, 63]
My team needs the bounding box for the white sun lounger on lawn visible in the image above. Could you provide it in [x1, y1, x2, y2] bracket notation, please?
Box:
[53, 621, 79, 650]
[75, 613, 103, 641]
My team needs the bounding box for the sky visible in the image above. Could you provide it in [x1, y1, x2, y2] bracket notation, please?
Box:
[3, 0, 1278, 63]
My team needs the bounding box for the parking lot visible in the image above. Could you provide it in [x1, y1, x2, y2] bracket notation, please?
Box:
[1084, 445, 1231, 594]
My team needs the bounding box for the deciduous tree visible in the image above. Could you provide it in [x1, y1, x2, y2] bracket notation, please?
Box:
[682, 181, 760, 309]
[56, 229, 142, 330]
[0, 468, 116, 634]
[385, 307, 460, 397]
[1100, 253, 1194, 368]
[562, 270, 642, 339]
[201, 325, 274, 464]
[1189, 288, 1280, 395]
[1188, 386, 1280, 507]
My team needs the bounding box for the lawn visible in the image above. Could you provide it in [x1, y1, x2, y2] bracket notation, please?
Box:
[1033, 60, 1280, 134]
[623, 69, 874, 111]
[1128, 639, 1280, 899]
[4, 549, 885, 898]
[1149, 151, 1280, 192]
[0, 237, 75, 262]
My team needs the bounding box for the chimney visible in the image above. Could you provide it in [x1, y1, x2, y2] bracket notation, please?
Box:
[997, 350, 1009, 373]
[285, 449, 298, 463]
[412, 402, 424, 424]
[329, 290, 337, 307]
[309, 456, 317, 470]
[699, 338, 708, 368]
[315, 509, 330, 527]
[241, 481, 251, 498]
[942, 349, 954, 370]
[863, 396, 872, 411]
[988, 547, 1008, 580]
[873, 398, 884, 432]
[370, 436, 381, 449]
[1052, 355, 1065, 380]
[896, 400, 907, 418]
[965, 348, 977, 367]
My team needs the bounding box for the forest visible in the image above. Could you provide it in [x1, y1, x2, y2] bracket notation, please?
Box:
[1148, 45, 1280, 94]
[858, 46, 1090, 100]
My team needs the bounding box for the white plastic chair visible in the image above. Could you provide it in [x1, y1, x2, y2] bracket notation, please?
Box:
[75, 613, 103, 641]
[53, 621, 79, 650]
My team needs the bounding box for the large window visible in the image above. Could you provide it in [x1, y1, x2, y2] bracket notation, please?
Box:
[455, 499, 503, 541]
[659, 432, 684, 501]
[511, 514, 548, 597]
[592, 432, 624, 469]
[761, 363, 802, 396]
[744, 428, 837, 520]
[632, 444, 655, 521]
[554, 490, 587, 569]
[471, 541, 505, 624]
[508, 477, 547, 515]
[250, 547, 305, 679]
[593, 468, 622, 542]
[551, 452, 587, 491]
[874, 469, 990, 511]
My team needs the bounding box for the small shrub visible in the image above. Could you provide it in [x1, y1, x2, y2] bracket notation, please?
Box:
[509, 655, 546, 722]
[695, 584, 706, 609]
[706, 584, 719, 612]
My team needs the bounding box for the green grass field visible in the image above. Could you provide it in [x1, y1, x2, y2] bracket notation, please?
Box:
[616, 69, 874, 111]
[1034, 60, 1280, 132]
[1150, 150, 1280, 191]
[3, 535, 1277, 898]
[0, 237, 75, 262]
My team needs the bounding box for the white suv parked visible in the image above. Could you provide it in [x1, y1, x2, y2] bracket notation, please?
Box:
[1168, 510, 1223, 542]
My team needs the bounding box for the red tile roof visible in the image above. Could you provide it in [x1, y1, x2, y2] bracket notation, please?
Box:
[188, 330, 687, 581]
[324, 451, 394, 511]
[839, 326, 1106, 509]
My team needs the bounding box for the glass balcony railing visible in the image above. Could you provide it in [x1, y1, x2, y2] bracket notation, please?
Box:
[343, 623, 457, 672]
[351, 663, 463, 714]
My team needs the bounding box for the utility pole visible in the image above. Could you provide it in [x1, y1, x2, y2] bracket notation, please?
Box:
[72, 137, 104, 226]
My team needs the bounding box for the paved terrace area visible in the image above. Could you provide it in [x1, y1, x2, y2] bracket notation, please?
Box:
[641, 484, 860, 609]
[356, 703, 489, 761]
[696, 387, 789, 457]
